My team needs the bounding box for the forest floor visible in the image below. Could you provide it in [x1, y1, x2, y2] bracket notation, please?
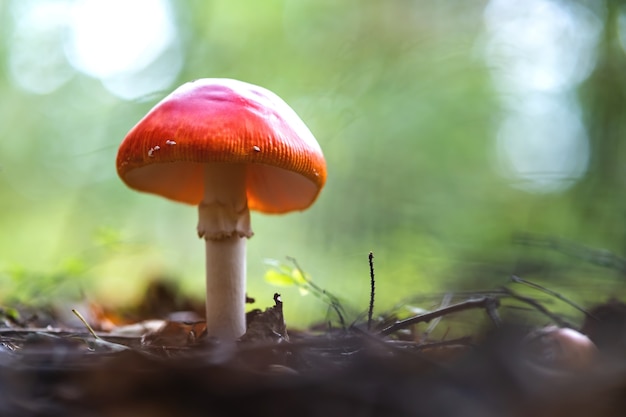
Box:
[0, 278, 625, 417]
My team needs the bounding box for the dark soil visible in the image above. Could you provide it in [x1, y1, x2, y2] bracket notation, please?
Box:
[1, 288, 626, 417]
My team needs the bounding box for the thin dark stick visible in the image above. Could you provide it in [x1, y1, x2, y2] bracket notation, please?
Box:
[510, 275, 597, 320]
[502, 287, 573, 328]
[387, 289, 509, 315]
[513, 233, 626, 273]
[484, 297, 502, 327]
[390, 336, 475, 351]
[422, 293, 452, 339]
[379, 297, 500, 337]
[367, 251, 375, 331]
[349, 325, 442, 369]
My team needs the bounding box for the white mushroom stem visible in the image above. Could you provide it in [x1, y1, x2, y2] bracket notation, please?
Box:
[197, 163, 252, 340]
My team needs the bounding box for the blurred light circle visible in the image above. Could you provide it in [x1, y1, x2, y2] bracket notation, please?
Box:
[101, 45, 183, 101]
[484, 0, 599, 193]
[495, 95, 590, 193]
[7, 0, 181, 99]
[7, 0, 76, 94]
[484, 0, 601, 94]
[616, 8, 626, 57]
[64, 0, 176, 79]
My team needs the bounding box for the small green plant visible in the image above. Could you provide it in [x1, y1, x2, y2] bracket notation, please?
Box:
[0, 226, 126, 307]
[263, 257, 349, 329]
[263, 258, 310, 295]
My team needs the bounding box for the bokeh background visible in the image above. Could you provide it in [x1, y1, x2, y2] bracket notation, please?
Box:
[1, 0, 625, 327]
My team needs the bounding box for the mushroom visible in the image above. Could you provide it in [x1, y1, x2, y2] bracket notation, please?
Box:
[524, 325, 597, 375]
[116, 78, 327, 341]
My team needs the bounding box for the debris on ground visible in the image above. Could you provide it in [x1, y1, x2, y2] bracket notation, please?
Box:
[0, 277, 625, 417]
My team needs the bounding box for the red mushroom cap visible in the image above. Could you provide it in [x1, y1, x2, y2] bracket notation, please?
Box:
[116, 78, 327, 213]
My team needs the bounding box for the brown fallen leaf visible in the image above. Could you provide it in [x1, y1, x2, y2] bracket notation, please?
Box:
[142, 321, 206, 347]
[240, 293, 288, 343]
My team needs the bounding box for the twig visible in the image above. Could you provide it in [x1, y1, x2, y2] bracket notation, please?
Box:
[422, 293, 452, 339]
[390, 336, 475, 351]
[513, 233, 626, 273]
[379, 297, 500, 337]
[484, 297, 502, 327]
[501, 288, 573, 328]
[388, 289, 509, 315]
[287, 257, 347, 330]
[367, 251, 375, 331]
[72, 309, 129, 351]
[349, 325, 442, 369]
[510, 275, 597, 320]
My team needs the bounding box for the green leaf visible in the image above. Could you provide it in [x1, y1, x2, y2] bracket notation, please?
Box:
[93, 227, 123, 250]
[264, 258, 312, 295]
[264, 269, 297, 287]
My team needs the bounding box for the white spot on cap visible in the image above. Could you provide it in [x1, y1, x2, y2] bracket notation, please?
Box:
[148, 145, 161, 157]
[253, 145, 261, 152]
[165, 140, 176, 146]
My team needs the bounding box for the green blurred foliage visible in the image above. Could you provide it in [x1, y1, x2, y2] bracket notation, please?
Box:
[0, 0, 625, 327]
